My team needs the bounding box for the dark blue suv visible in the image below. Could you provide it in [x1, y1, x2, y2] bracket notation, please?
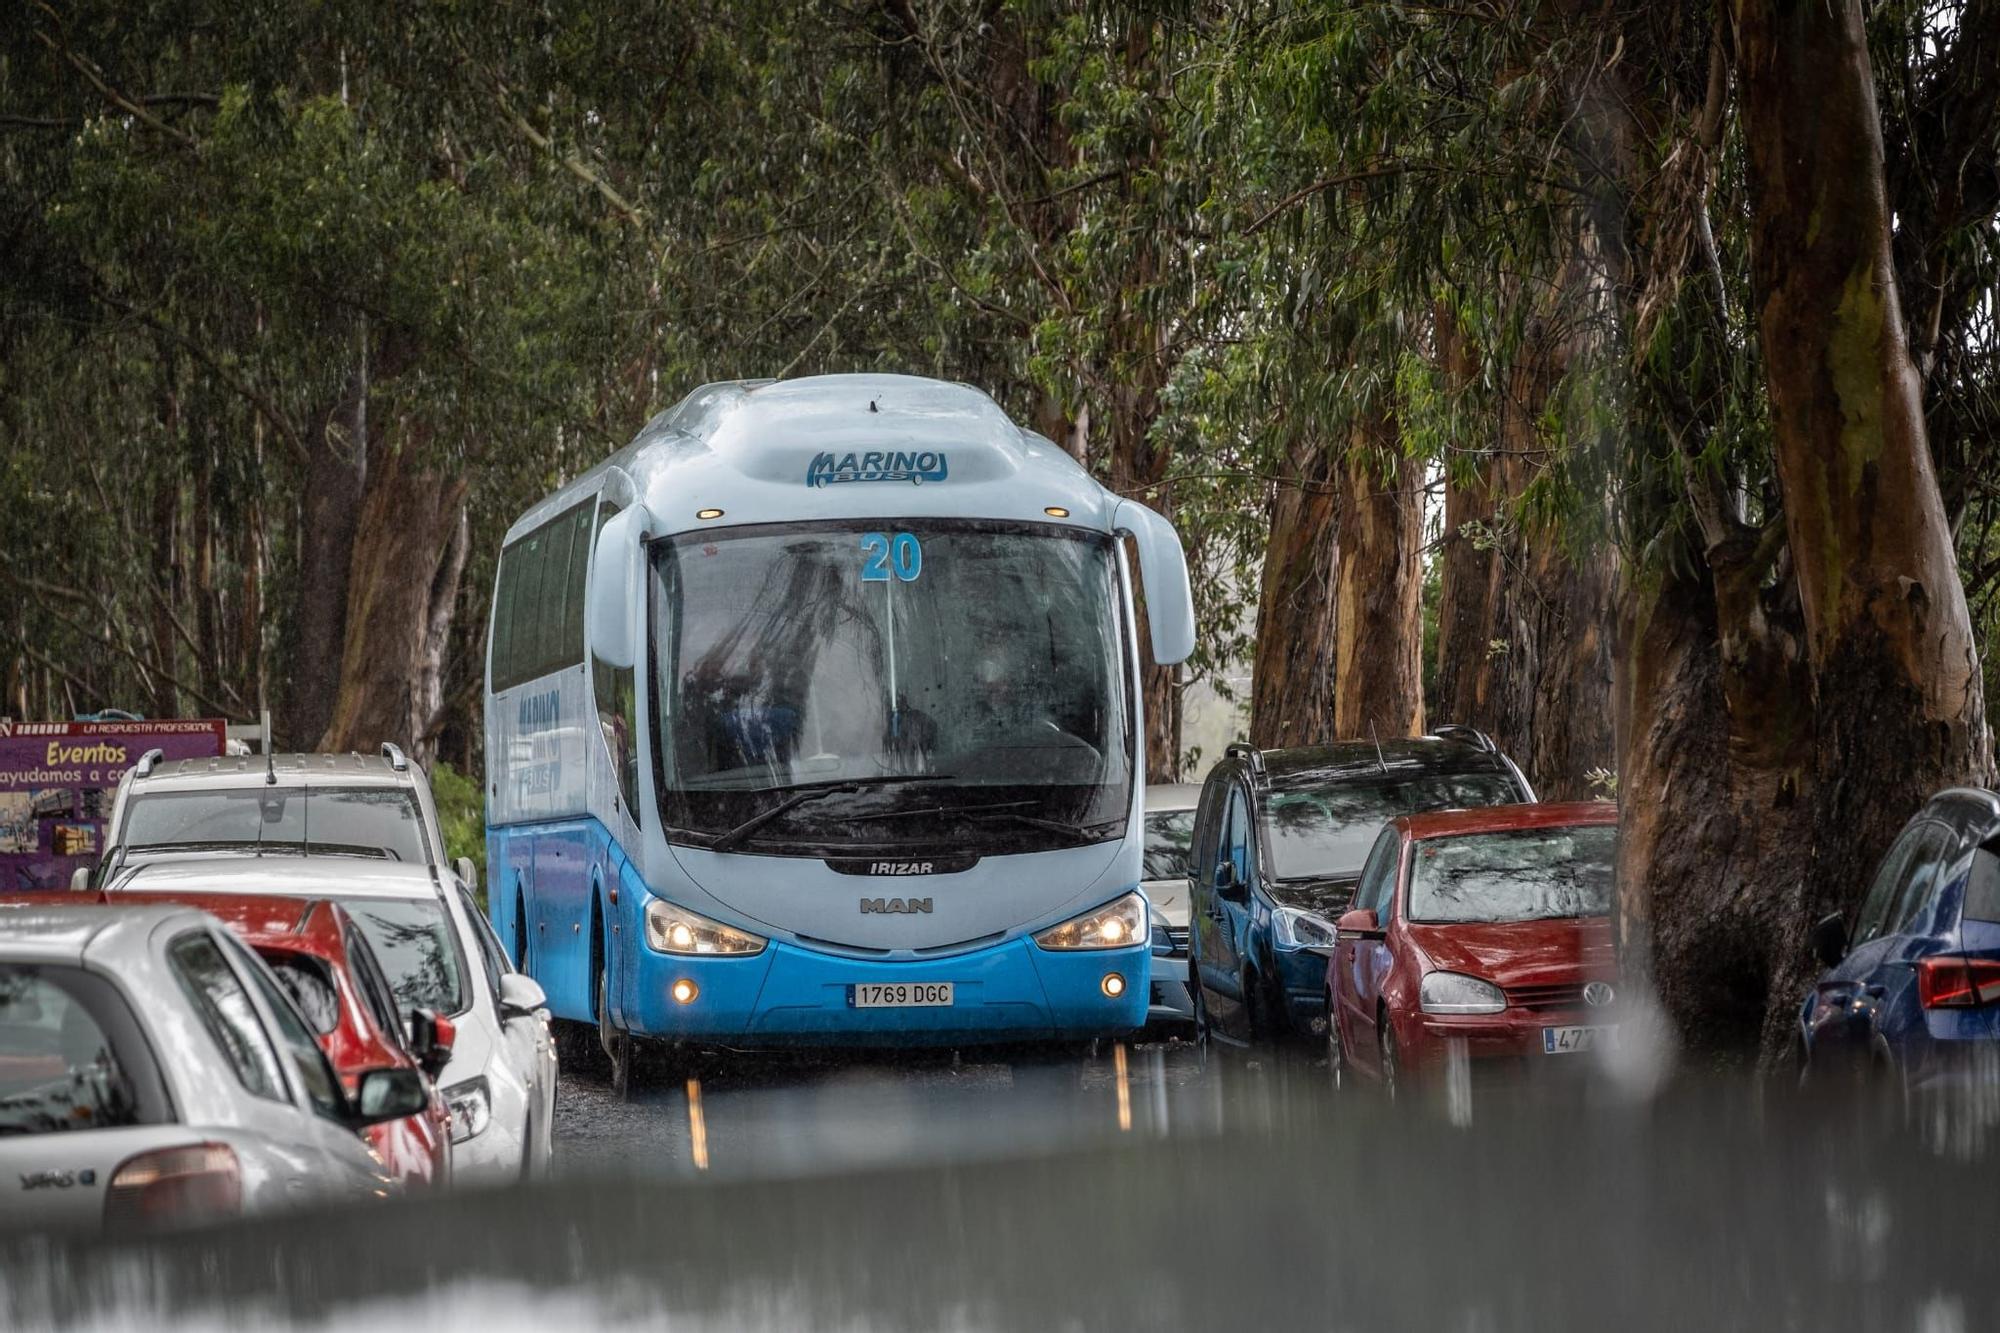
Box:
[1185, 729, 1535, 1051]
[1800, 786, 2000, 1091]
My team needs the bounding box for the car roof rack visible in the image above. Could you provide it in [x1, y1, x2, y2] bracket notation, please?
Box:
[1428, 724, 1498, 754]
[1224, 741, 1266, 779]
[133, 748, 166, 779]
[379, 742, 410, 773]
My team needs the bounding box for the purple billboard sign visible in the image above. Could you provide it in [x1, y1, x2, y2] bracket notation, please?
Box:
[0, 719, 226, 892]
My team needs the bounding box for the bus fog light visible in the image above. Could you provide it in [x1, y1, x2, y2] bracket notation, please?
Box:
[1101, 973, 1126, 998]
[672, 979, 699, 1004]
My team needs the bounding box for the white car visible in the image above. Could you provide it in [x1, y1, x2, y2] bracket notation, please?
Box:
[87, 745, 480, 896]
[1143, 783, 1202, 1029]
[106, 859, 559, 1183]
[0, 902, 415, 1235]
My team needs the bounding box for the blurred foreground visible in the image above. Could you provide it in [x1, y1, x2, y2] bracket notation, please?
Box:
[6, 1042, 1998, 1332]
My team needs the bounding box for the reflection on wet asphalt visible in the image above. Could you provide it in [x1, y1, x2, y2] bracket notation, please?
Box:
[9, 1040, 2000, 1331]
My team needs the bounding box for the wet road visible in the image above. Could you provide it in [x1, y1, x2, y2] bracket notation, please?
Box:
[11, 1038, 2000, 1331]
[551, 1038, 1216, 1181]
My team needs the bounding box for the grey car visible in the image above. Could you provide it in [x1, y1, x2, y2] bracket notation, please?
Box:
[1143, 783, 1202, 1030]
[0, 902, 415, 1235]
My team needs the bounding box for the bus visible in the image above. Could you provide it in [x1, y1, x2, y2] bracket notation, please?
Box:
[484, 373, 1194, 1088]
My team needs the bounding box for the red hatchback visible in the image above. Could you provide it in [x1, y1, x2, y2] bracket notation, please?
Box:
[1325, 802, 1619, 1091]
[112, 891, 454, 1187]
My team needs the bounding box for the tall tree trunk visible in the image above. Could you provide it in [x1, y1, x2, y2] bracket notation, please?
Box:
[1737, 0, 1990, 1052]
[1250, 434, 1339, 748]
[1334, 409, 1424, 739]
[318, 421, 470, 758]
[288, 361, 368, 749]
[147, 471, 180, 721]
[1434, 462, 1504, 734]
[191, 430, 222, 709]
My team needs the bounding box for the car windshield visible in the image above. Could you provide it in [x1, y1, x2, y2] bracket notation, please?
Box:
[1263, 773, 1522, 881]
[341, 898, 466, 1017]
[121, 788, 433, 865]
[0, 964, 163, 1136]
[1143, 809, 1195, 880]
[1407, 824, 1619, 924]
[652, 520, 1131, 854]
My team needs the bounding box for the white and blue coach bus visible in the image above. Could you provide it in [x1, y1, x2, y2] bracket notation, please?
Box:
[484, 374, 1193, 1087]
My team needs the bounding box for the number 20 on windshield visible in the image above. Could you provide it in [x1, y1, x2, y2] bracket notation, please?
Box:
[859, 532, 922, 582]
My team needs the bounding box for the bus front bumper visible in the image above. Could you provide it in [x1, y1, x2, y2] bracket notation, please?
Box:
[620, 935, 1152, 1048]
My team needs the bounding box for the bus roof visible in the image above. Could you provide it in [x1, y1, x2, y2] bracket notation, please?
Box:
[506, 374, 1121, 545]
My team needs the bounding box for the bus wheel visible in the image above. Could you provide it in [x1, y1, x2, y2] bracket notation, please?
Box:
[599, 968, 634, 1101]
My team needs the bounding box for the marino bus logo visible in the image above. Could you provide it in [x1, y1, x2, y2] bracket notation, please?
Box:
[805, 450, 949, 488]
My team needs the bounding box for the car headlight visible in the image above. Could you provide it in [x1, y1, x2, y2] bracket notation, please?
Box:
[1034, 891, 1147, 950]
[645, 898, 767, 956]
[1271, 906, 1339, 951]
[442, 1076, 491, 1144]
[1420, 971, 1506, 1015]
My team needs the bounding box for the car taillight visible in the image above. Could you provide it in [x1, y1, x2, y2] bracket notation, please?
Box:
[1916, 957, 2000, 1009]
[104, 1143, 241, 1230]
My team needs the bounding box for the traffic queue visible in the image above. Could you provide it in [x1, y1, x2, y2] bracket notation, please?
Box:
[0, 746, 556, 1234]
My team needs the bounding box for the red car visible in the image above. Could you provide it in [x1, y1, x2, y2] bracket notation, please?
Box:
[1325, 802, 1619, 1092]
[111, 890, 455, 1187]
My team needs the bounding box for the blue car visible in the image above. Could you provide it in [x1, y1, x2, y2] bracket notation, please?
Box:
[1800, 786, 2000, 1091]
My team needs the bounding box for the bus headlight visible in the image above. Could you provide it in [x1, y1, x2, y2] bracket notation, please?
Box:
[645, 899, 767, 956]
[1034, 891, 1147, 950]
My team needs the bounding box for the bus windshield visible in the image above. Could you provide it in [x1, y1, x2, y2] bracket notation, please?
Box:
[651, 520, 1132, 854]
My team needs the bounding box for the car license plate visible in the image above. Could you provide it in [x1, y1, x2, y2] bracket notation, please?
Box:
[848, 982, 954, 1008]
[1543, 1025, 1616, 1054]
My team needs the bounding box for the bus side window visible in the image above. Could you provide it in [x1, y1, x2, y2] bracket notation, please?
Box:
[593, 499, 640, 822]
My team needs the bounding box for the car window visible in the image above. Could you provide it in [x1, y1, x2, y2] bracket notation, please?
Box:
[344, 896, 468, 1017]
[121, 786, 432, 864]
[1356, 828, 1401, 919]
[1143, 809, 1196, 881]
[1261, 772, 1521, 881]
[343, 922, 407, 1044]
[1224, 785, 1252, 885]
[1192, 778, 1225, 884]
[0, 963, 171, 1134]
[222, 934, 347, 1122]
[460, 889, 512, 1006]
[1408, 825, 1618, 924]
[262, 952, 341, 1036]
[1964, 843, 2000, 924]
[167, 931, 288, 1103]
[1853, 824, 1926, 945]
[1886, 824, 1954, 937]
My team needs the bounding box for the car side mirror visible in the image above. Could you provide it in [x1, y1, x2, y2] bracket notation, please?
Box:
[1336, 908, 1385, 942]
[408, 1008, 455, 1079]
[1809, 912, 1848, 969]
[351, 1067, 428, 1127]
[453, 856, 478, 895]
[69, 865, 92, 893]
[498, 972, 548, 1020]
[1214, 861, 1248, 903]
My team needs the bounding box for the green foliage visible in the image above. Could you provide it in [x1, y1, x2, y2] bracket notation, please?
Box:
[429, 761, 487, 904]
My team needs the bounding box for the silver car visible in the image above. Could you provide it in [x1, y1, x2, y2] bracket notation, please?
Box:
[1144, 783, 1202, 1029]
[106, 858, 559, 1183]
[0, 902, 414, 1235]
[88, 746, 480, 895]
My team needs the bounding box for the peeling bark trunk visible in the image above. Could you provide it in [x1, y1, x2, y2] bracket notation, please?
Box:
[1250, 435, 1339, 749]
[1334, 410, 1424, 739]
[1737, 0, 1990, 1051]
[1434, 462, 1503, 733]
[317, 420, 470, 759]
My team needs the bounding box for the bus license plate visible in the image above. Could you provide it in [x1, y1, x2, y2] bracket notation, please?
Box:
[1543, 1025, 1615, 1054]
[849, 982, 954, 1009]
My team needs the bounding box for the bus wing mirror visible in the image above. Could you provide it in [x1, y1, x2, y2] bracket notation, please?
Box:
[588, 505, 651, 670]
[1111, 498, 1196, 667]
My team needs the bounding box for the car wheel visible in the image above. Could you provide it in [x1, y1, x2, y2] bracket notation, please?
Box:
[599, 967, 634, 1101]
[1325, 992, 1349, 1090]
[1378, 1013, 1400, 1102]
[1190, 964, 1212, 1070]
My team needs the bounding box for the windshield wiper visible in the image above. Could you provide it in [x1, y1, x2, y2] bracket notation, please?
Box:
[707, 775, 954, 853]
[964, 810, 1122, 839]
